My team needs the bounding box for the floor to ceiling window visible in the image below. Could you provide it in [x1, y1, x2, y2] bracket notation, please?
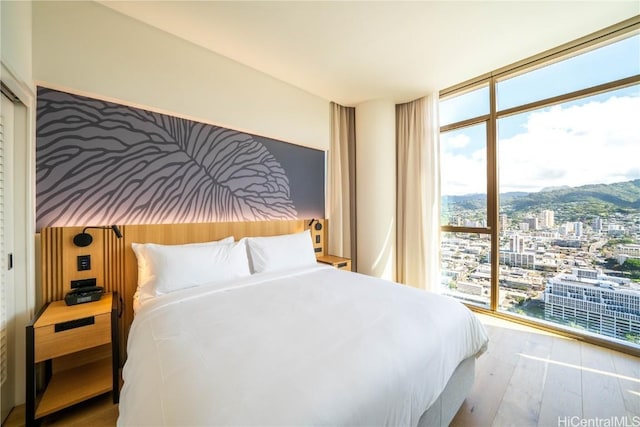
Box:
[439, 18, 640, 351]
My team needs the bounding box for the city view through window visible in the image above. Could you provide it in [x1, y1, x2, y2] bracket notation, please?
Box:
[440, 31, 640, 348]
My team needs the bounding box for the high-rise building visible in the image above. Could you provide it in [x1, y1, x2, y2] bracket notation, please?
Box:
[499, 214, 509, 231]
[544, 268, 640, 341]
[509, 235, 525, 253]
[540, 210, 555, 229]
[559, 222, 574, 236]
[592, 216, 603, 233]
[523, 217, 538, 231]
[499, 234, 534, 268]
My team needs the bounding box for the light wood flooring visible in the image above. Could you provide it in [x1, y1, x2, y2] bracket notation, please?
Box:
[3, 393, 118, 427]
[4, 314, 638, 427]
[451, 314, 639, 427]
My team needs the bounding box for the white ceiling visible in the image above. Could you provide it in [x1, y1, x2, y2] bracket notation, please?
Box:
[99, 1, 639, 105]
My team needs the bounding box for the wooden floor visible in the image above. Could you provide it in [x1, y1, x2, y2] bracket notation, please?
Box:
[3, 393, 118, 427]
[451, 314, 640, 427]
[4, 314, 638, 427]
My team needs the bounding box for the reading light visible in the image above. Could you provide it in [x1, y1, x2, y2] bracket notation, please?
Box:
[308, 218, 323, 231]
[73, 225, 122, 247]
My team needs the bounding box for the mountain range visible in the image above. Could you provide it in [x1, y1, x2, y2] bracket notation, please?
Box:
[444, 179, 640, 218]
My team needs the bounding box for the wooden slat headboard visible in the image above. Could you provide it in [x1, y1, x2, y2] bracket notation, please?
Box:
[40, 219, 327, 362]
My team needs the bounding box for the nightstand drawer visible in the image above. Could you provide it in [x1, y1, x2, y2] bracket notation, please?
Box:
[34, 312, 111, 362]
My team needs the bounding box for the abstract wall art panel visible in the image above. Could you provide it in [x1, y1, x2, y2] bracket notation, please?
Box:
[36, 87, 325, 230]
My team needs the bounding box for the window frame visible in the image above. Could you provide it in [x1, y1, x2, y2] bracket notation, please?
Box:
[439, 16, 640, 356]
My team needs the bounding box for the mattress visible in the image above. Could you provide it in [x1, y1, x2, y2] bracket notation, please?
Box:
[118, 265, 488, 426]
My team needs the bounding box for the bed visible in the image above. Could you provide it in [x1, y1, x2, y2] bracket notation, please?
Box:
[116, 229, 488, 426]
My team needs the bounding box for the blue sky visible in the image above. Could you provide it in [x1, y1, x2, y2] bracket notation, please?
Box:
[440, 34, 640, 196]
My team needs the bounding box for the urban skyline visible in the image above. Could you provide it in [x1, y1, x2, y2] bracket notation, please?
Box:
[441, 195, 640, 345]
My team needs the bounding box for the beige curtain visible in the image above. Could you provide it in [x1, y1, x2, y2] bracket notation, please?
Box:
[396, 94, 440, 291]
[329, 102, 357, 269]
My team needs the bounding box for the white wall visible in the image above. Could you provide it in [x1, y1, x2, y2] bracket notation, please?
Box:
[1, 0, 36, 409]
[1, 0, 33, 85]
[355, 100, 396, 280]
[33, 1, 330, 151]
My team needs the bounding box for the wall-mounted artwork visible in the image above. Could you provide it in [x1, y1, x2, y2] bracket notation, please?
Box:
[36, 87, 324, 230]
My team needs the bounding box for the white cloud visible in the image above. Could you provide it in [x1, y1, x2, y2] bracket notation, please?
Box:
[445, 134, 471, 149]
[441, 151, 486, 195]
[442, 94, 640, 195]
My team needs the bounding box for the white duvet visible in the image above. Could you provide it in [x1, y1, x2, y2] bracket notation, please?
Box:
[118, 265, 488, 426]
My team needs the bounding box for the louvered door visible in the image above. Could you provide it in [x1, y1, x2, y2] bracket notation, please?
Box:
[1, 92, 15, 423]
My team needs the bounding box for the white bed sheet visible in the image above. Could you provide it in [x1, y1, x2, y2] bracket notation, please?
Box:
[118, 265, 488, 426]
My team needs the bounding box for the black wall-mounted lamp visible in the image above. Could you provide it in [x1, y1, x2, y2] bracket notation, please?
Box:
[73, 225, 123, 247]
[308, 218, 323, 231]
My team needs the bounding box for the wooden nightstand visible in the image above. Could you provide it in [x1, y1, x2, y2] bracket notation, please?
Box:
[25, 292, 119, 427]
[317, 255, 352, 271]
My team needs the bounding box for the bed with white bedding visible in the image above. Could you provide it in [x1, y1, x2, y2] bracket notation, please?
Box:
[117, 231, 488, 426]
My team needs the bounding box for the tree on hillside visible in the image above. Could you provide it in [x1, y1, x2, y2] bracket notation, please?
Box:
[622, 258, 640, 271]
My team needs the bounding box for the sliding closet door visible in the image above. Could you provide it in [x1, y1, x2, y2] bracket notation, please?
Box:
[0, 92, 15, 423]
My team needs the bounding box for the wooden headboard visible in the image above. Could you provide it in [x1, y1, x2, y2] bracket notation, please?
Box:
[40, 219, 327, 361]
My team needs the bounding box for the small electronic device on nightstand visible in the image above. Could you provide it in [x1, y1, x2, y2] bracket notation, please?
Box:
[64, 278, 103, 306]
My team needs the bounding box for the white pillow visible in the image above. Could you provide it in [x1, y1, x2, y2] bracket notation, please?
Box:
[245, 230, 317, 274]
[132, 237, 250, 298]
